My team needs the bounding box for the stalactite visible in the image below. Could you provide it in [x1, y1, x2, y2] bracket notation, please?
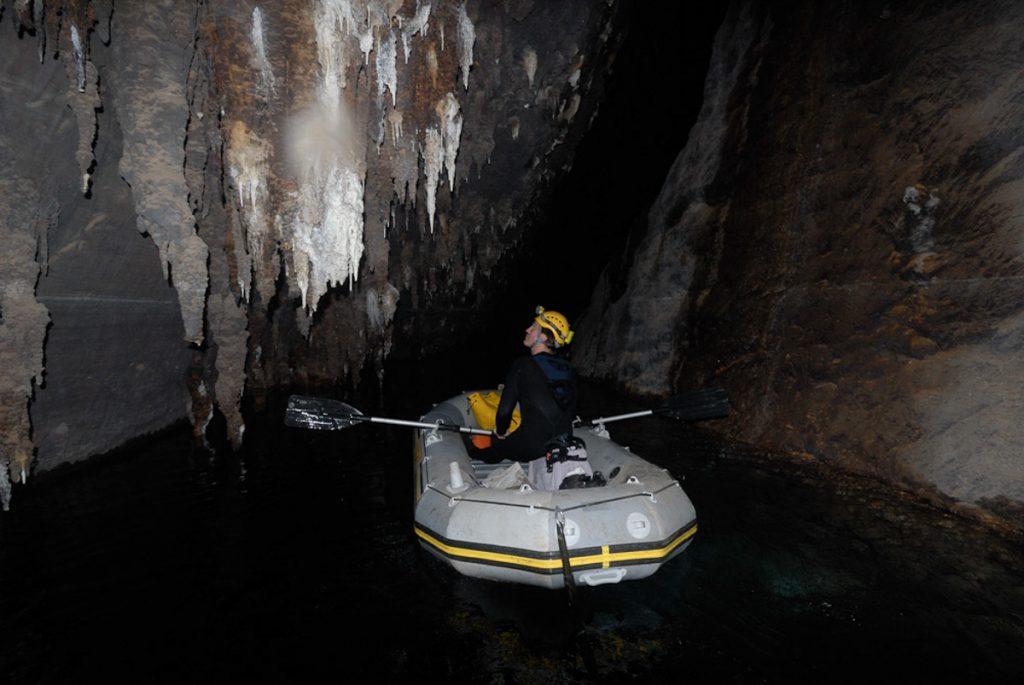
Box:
[358, 28, 373, 63]
[456, 1, 475, 90]
[69, 24, 86, 91]
[421, 91, 463, 230]
[44, 0, 61, 59]
[300, 162, 365, 298]
[314, 0, 357, 94]
[437, 92, 462, 191]
[386, 108, 403, 145]
[426, 43, 439, 86]
[291, 0, 376, 315]
[401, 2, 430, 63]
[93, 0, 113, 45]
[185, 375, 213, 445]
[372, 105, 387, 149]
[376, 28, 397, 105]
[250, 7, 276, 98]
[523, 47, 537, 88]
[392, 134, 419, 204]
[558, 93, 581, 123]
[422, 126, 443, 231]
[186, 7, 255, 450]
[109, 1, 209, 344]
[33, 0, 45, 62]
[62, 19, 101, 195]
[208, 288, 249, 449]
[0, 458, 10, 512]
[227, 121, 272, 302]
[228, 210, 254, 302]
[13, 0, 32, 29]
[366, 282, 400, 334]
[0, 177, 51, 500]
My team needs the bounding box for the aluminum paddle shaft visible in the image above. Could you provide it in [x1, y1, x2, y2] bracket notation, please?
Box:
[356, 414, 494, 435]
[582, 387, 730, 427]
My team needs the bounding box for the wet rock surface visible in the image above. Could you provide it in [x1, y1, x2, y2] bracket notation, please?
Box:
[1, 380, 1021, 681]
[1, 25, 193, 478]
[576, 1, 1024, 518]
[0, 0, 621, 483]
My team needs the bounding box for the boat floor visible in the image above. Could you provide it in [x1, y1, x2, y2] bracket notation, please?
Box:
[469, 458, 516, 483]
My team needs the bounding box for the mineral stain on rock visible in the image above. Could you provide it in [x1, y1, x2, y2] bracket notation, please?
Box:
[0, 0, 621, 491]
[576, 0, 1024, 524]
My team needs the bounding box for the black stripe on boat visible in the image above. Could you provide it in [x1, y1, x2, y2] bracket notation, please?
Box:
[414, 520, 698, 575]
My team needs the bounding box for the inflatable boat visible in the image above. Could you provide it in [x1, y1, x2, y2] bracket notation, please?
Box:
[413, 391, 698, 589]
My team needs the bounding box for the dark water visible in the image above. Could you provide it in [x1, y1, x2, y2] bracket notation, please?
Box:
[2, 382, 1023, 682]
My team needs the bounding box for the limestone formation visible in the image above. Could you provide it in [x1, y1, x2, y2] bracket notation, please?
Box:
[0, 177, 50, 504]
[109, 1, 210, 345]
[0, 0, 621, 501]
[576, 1, 1024, 517]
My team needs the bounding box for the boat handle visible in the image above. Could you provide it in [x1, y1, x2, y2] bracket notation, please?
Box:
[579, 568, 627, 586]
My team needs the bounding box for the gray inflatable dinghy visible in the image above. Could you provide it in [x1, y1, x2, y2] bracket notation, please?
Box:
[413, 391, 698, 589]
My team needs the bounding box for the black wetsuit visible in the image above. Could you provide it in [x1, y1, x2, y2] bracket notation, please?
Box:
[484, 353, 577, 463]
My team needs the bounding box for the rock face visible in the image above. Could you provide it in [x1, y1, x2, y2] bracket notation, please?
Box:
[576, 1, 1024, 514]
[0, 0, 620, 495]
[1, 5, 197, 495]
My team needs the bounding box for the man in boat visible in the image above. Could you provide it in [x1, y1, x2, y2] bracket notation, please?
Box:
[476, 306, 578, 464]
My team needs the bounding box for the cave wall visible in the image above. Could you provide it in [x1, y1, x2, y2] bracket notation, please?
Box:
[0, 12, 193, 500]
[27, 45, 195, 473]
[576, 0, 1024, 512]
[0, 0, 621, 499]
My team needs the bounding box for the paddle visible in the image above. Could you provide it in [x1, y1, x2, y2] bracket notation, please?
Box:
[284, 395, 494, 436]
[579, 387, 730, 428]
[286, 386, 728, 436]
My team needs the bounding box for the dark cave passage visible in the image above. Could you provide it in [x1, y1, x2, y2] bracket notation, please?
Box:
[468, 1, 727, 338]
[382, 0, 726, 388]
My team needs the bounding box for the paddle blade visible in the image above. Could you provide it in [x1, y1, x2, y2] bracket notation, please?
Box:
[285, 395, 364, 430]
[659, 387, 730, 422]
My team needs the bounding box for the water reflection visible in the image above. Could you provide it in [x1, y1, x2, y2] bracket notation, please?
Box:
[0, 381, 1022, 681]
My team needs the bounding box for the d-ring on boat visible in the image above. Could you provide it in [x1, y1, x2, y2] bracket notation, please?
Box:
[413, 391, 700, 589]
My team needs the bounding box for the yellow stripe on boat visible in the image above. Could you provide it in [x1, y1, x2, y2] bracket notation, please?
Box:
[414, 522, 697, 573]
[415, 527, 564, 570]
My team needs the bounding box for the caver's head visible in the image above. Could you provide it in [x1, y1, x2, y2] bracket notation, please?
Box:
[523, 306, 573, 351]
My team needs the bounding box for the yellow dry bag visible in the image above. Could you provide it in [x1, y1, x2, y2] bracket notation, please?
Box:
[467, 391, 521, 433]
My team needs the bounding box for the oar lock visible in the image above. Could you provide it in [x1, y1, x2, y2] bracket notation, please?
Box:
[447, 461, 469, 494]
[425, 423, 444, 446]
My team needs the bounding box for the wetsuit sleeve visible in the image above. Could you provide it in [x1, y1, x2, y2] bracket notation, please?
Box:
[495, 360, 522, 435]
[569, 369, 579, 419]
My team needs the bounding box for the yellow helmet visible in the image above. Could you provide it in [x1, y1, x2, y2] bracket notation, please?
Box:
[534, 306, 574, 348]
